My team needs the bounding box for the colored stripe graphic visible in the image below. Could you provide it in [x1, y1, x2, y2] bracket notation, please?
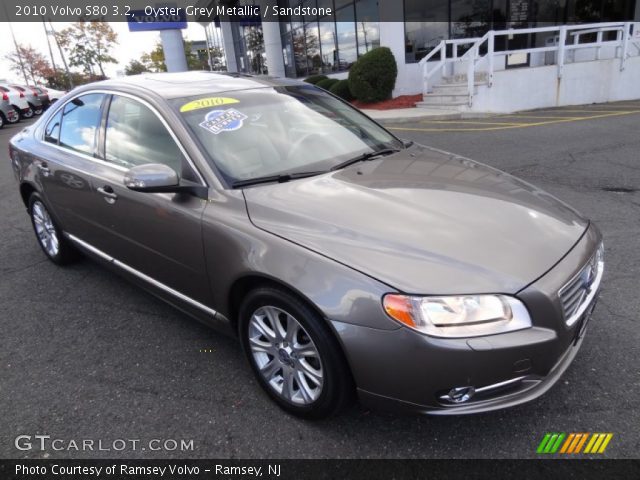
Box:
[538, 433, 613, 454]
[584, 433, 614, 454]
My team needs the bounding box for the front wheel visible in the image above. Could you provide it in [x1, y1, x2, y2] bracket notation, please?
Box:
[28, 193, 78, 265]
[239, 287, 354, 419]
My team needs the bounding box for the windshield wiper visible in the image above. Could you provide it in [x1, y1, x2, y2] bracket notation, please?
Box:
[330, 148, 400, 171]
[231, 170, 326, 189]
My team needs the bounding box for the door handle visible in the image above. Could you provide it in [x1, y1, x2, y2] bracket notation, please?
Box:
[37, 163, 51, 177]
[97, 185, 118, 204]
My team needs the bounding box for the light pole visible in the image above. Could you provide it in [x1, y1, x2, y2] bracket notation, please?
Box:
[2, 1, 29, 85]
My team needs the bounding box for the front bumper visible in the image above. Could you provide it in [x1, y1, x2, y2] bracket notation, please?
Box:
[332, 224, 602, 414]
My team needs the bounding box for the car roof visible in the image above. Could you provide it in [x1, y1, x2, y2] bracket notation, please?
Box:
[89, 71, 303, 100]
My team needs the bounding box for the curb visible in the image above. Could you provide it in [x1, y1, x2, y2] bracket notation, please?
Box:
[374, 112, 463, 124]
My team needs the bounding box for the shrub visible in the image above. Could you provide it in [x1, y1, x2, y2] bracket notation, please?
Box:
[348, 47, 398, 103]
[329, 79, 353, 101]
[315, 78, 340, 91]
[304, 74, 328, 85]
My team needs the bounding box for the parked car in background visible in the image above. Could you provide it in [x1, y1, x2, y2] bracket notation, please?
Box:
[0, 94, 20, 128]
[0, 84, 32, 119]
[39, 86, 67, 103]
[10, 85, 44, 115]
[28, 86, 51, 109]
[9, 72, 604, 419]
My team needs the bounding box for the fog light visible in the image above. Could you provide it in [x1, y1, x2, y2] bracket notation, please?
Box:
[443, 386, 475, 403]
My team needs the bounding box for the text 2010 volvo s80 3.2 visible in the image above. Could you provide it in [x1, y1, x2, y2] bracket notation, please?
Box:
[9, 72, 603, 418]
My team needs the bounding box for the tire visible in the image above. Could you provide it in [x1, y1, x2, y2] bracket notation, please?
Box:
[239, 286, 353, 419]
[28, 193, 78, 265]
[33, 104, 44, 115]
[7, 109, 19, 124]
[0, 113, 4, 129]
[22, 107, 34, 119]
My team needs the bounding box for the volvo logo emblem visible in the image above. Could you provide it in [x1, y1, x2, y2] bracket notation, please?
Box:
[581, 265, 594, 288]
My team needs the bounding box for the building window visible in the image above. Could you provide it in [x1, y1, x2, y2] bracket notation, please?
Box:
[279, 0, 380, 77]
[404, 0, 638, 64]
[404, 0, 451, 63]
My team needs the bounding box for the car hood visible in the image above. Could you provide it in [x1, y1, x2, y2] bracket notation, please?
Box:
[243, 145, 588, 294]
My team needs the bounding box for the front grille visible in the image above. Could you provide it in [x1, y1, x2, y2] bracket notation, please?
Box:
[559, 244, 604, 326]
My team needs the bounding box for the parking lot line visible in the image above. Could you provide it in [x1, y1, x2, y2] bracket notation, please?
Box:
[388, 109, 640, 133]
[418, 120, 529, 126]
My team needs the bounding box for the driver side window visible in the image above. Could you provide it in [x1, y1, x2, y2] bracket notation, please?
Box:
[104, 95, 198, 182]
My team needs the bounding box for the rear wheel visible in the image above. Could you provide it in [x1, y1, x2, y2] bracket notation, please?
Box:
[0, 113, 4, 129]
[21, 107, 34, 119]
[28, 193, 78, 265]
[239, 286, 353, 419]
[7, 109, 19, 123]
[32, 104, 44, 115]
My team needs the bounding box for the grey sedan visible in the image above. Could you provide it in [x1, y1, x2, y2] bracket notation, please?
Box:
[9, 72, 603, 418]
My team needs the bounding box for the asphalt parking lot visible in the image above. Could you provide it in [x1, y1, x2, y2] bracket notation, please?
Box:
[1, 101, 639, 459]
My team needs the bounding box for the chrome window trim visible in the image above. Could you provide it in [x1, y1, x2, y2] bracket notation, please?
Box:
[46, 141, 128, 173]
[40, 89, 209, 187]
[65, 233, 217, 317]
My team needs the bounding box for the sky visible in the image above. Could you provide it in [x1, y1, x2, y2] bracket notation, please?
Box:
[0, 21, 208, 84]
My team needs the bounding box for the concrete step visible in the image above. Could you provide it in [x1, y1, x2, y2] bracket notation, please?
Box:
[416, 101, 469, 110]
[420, 93, 469, 105]
[441, 72, 488, 84]
[431, 84, 480, 95]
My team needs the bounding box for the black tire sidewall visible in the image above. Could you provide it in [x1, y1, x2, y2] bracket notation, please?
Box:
[238, 287, 352, 419]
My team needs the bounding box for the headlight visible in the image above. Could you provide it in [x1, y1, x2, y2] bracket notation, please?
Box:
[383, 294, 532, 338]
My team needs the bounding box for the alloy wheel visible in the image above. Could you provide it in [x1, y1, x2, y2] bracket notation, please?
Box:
[248, 306, 324, 405]
[32, 201, 60, 258]
[23, 108, 34, 119]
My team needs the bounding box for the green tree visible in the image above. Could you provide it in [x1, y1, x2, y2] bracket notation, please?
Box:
[124, 59, 151, 76]
[141, 39, 208, 72]
[57, 21, 118, 77]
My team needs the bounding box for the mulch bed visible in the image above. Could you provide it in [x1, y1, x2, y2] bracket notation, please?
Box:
[351, 94, 422, 110]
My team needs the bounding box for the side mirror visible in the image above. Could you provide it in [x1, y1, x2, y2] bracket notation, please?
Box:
[123, 163, 208, 199]
[124, 163, 179, 192]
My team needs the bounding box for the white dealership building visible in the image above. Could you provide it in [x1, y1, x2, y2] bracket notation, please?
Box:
[197, 0, 640, 112]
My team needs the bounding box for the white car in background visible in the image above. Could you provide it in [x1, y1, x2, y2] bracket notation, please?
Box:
[38, 86, 67, 103]
[0, 84, 33, 119]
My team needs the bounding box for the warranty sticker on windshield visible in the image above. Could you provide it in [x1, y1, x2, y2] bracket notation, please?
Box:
[199, 109, 248, 135]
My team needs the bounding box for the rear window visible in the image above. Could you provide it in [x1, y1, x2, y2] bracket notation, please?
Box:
[58, 93, 105, 155]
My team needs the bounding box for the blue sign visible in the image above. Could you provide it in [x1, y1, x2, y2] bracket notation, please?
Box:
[127, 10, 187, 32]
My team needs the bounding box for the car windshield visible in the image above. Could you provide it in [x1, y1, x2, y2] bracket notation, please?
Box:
[171, 85, 403, 184]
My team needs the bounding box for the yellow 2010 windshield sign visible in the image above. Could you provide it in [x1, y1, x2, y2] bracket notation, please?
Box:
[180, 97, 239, 112]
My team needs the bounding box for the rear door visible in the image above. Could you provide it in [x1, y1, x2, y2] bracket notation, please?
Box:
[36, 93, 109, 239]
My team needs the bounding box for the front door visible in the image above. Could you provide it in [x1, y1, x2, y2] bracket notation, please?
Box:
[84, 93, 211, 305]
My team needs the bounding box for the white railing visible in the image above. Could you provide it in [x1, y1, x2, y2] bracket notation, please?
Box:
[419, 22, 640, 107]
